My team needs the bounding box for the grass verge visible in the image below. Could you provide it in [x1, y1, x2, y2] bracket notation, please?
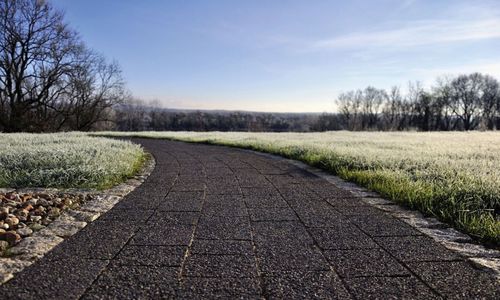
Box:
[0, 133, 146, 189]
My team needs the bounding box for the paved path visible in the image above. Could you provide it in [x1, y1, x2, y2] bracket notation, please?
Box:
[1, 139, 499, 299]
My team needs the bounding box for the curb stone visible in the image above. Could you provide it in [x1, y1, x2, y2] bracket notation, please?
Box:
[0, 154, 155, 284]
[245, 149, 500, 281]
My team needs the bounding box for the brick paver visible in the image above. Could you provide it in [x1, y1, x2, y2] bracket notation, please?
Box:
[1, 139, 499, 299]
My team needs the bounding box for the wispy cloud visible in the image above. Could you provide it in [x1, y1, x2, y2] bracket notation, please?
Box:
[400, 0, 418, 8]
[309, 18, 500, 51]
[412, 61, 500, 82]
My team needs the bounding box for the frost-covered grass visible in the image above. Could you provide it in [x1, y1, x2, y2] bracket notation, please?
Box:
[0, 133, 145, 189]
[98, 131, 500, 245]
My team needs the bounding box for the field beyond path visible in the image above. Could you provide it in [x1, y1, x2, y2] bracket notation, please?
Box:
[1, 139, 498, 299]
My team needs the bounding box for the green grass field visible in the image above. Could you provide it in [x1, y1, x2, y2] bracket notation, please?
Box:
[98, 131, 500, 245]
[0, 133, 145, 189]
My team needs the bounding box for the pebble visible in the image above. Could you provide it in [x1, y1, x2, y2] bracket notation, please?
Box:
[6, 200, 17, 207]
[34, 206, 46, 214]
[5, 217, 19, 227]
[16, 227, 33, 237]
[21, 203, 33, 211]
[17, 209, 29, 219]
[37, 199, 50, 206]
[30, 216, 42, 222]
[53, 198, 62, 206]
[26, 199, 37, 206]
[48, 207, 61, 218]
[29, 223, 45, 231]
[0, 231, 21, 246]
[0, 240, 8, 252]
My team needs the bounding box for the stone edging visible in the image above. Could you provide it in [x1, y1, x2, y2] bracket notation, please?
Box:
[0, 154, 155, 284]
[246, 149, 500, 281]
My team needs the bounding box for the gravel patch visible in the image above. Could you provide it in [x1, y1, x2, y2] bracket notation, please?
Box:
[0, 191, 93, 250]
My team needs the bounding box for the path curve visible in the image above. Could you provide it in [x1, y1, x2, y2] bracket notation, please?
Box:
[0, 139, 498, 299]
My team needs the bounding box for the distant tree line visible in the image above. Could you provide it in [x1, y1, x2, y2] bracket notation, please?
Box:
[333, 73, 500, 131]
[114, 99, 318, 132]
[114, 72, 500, 132]
[0, 0, 124, 132]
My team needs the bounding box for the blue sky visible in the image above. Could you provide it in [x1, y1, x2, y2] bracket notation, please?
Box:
[52, 0, 500, 112]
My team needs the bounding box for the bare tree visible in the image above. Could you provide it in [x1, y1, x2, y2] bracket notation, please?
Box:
[480, 75, 500, 130]
[382, 86, 403, 130]
[360, 87, 386, 130]
[63, 52, 125, 130]
[447, 73, 485, 130]
[336, 90, 362, 130]
[0, 0, 125, 132]
[0, 0, 83, 131]
[432, 77, 454, 130]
